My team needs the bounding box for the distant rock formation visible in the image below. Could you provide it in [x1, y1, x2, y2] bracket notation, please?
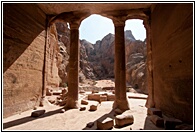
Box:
[54, 22, 147, 94]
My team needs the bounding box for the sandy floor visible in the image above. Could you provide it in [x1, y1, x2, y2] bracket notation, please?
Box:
[3, 80, 164, 131]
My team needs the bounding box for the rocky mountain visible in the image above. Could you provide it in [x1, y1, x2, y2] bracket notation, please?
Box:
[54, 22, 147, 94]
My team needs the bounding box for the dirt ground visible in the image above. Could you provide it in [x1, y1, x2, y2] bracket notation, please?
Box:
[3, 80, 163, 131]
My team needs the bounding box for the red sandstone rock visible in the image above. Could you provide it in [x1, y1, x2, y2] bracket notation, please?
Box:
[88, 94, 100, 102]
[99, 95, 107, 102]
[81, 99, 88, 105]
[86, 122, 94, 128]
[164, 117, 182, 130]
[97, 117, 114, 130]
[79, 107, 86, 111]
[107, 94, 115, 101]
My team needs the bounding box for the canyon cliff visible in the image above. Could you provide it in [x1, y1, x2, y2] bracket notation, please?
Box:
[52, 22, 147, 94]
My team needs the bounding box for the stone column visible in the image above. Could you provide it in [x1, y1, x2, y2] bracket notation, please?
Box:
[65, 22, 80, 109]
[143, 19, 155, 108]
[113, 17, 129, 111]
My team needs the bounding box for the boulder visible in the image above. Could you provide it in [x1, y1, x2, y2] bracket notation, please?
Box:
[31, 110, 45, 117]
[97, 117, 114, 130]
[89, 102, 99, 111]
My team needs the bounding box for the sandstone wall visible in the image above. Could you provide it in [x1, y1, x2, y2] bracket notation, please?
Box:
[151, 3, 193, 123]
[3, 4, 46, 118]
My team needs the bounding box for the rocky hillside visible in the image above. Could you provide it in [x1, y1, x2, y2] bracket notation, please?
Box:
[54, 22, 147, 94]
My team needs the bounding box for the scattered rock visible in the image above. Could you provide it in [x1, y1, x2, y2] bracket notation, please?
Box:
[81, 99, 88, 105]
[97, 117, 114, 130]
[89, 105, 98, 111]
[86, 122, 94, 128]
[149, 115, 164, 127]
[147, 108, 162, 117]
[112, 90, 115, 94]
[60, 109, 65, 113]
[48, 99, 55, 104]
[31, 110, 45, 117]
[115, 111, 134, 127]
[61, 88, 68, 94]
[88, 94, 100, 102]
[80, 107, 86, 111]
[33, 106, 37, 110]
[164, 117, 182, 130]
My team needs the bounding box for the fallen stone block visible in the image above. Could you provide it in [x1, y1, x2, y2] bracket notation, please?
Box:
[61, 88, 68, 94]
[31, 110, 45, 117]
[97, 117, 114, 130]
[164, 117, 182, 130]
[147, 108, 162, 117]
[107, 94, 115, 101]
[115, 113, 134, 127]
[99, 95, 107, 102]
[80, 107, 86, 111]
[81, 99, 88, 105]
[102, 87, 115, 91]
[112, 90, 115, 94]
[86, 122, 94, 128]
[150, 115, 164, 127]
[79, 90, 85, 94]
[89, 105, 98, 111]
[88, 94, 100, 102]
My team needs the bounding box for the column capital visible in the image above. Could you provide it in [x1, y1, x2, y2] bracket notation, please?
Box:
[112, 16, 127, 27]
[69, 18, 81, 29]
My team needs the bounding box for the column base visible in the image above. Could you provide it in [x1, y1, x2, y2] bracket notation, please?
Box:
[113, 98, 130, 111]
[64, 98, 79, 109]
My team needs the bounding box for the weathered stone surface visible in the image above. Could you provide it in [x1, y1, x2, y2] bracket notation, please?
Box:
[149, 115, 164, 127]
[81, 99, 88, 105]
[97, 117, 114, 130]
[3, 4, 46, 118]
[115, 111, 134, 127]
[151, 4, 193, 123]
[147, 108, 162, 117]
[31, 110, 45, 117]
[164, 117, 182, 130]
[102, 87, 115, 91]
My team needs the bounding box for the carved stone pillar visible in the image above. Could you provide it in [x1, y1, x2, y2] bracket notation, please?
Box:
[143, 19, 155, 108]
[113, 17, 129, 111]
[65, 21, 80, 109]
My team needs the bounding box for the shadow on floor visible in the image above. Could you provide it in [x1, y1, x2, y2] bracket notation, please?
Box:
[82, 109, 116, 130]
[3, 107, 66, 129]
[143, 116, 164, 130]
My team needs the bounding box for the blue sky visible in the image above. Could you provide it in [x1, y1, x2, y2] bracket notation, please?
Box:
[79, 14, 146, 44]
